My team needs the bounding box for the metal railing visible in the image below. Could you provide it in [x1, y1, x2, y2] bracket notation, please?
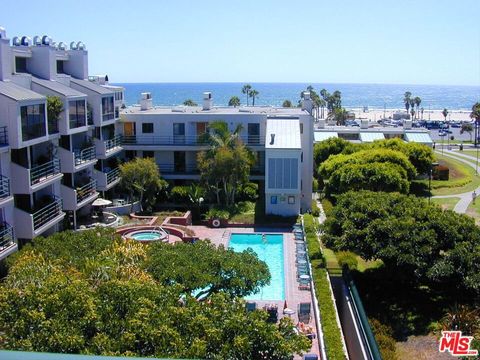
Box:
[76, 179, 97, 203]
[0, 222, 14, 249]
[105, 167, 120, 185]
[32, 196, 63, 230]
[30, 158, 61, 185]
[74, 146, 96, 166]
[102, 112, 115, 121]
[0, 126, 8, 145]
[105, 135, 122, 152]
[122, 134, 265, 146]
[0, 174, 10, 198]
[157, 164, 199, 174]
[69, 117, 86, 129]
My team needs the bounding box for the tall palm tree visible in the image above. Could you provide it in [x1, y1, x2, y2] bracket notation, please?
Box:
[202, 121, 244, 151]
[249, 89, 259, 106]
[404, 91, 412, 114]
[442, 108, 449, 122]
[414, 97, 421, 119]
[241, 84, 252, 106]
[470, 102, 480, 146]
[409, 99, 416, 119]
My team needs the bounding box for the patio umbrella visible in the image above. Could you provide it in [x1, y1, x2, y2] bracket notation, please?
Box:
[92, 198, 113, 207]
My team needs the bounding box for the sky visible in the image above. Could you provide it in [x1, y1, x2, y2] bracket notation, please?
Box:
[1, 0, 479, 85]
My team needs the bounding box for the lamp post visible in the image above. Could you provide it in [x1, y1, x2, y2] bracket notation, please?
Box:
[429, 162, 440, 204]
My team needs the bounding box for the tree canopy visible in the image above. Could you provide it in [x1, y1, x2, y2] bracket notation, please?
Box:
[228, 96, 241, 107]
[0, 229, 310, 358]
[322, 191, 480, 294]
[183, 99, 198, 106]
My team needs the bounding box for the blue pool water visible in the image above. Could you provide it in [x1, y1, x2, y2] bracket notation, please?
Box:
[229, 233, 285, 300]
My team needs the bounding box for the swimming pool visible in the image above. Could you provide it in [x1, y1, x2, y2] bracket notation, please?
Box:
[229, 233, 285, 300]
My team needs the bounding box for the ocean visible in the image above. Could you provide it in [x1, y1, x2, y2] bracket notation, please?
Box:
[113, 82, 480, 111]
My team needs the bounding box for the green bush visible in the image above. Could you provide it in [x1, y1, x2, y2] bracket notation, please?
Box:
[204, 208, 230, 220]
[312, 177, 319, 192]
[369, 318, 398, 360]
[311, 200, 321, 217]
[237, 182, 259, 202]
[170, 185, 190, 203]
[336, 251, 358, 270]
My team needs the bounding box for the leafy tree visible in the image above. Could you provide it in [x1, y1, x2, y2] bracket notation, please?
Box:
[119, 157, 167, 212]
[183, 99, 197, 106]
[228, 96, 240, 107]
[404, 91, 412, 114]
[442, 108, 449, 121]
[47, 95, 63, 133]
[313, 137, 356, 168]
[241, 84, 252, 106]
[461, 122, 474, 141]
[470, 102, 480, 146]
[249, 89, 259, 106]
[282, 99, 293, 108]
[322, 191, 480, 294]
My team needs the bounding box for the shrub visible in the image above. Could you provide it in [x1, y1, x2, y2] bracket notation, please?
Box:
[204, 208, 230, 220]
[369, 318, 398, 360]
[336, 251, 358, 271]
[237, 182, 259, 202]
[312, 177, 319, 192]
[311, 200, 321, 217]
[170, 185, 190, 203]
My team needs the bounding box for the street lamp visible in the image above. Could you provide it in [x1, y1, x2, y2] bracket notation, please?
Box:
[429, 162, 440, 204]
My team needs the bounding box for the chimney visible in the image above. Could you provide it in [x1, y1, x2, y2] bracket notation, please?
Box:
[203, 92, 212, 110]
[301, 92, 313, 115]
[360, 119, 369, 129]
[403, 119, 412, 129]
[140, 92, 153, 110]
[0, 27, 12, 81]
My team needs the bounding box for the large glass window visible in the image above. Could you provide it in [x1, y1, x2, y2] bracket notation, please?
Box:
[21, 104, 46, 141]
[267, 158, 298, 189]
[173, 123, 185, 144]
[101, 96, 114, 121]
[142, 123, 154, 133]
[69, 100, 86, 129]
[248, 123, 260, 144]
[15, 57, 27, 73]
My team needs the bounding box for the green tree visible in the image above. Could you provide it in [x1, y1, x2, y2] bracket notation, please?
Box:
[414, 96, 422, 119]
[442, 108, 449, 121]
[183, 99, 198, 106]
[470, 102, 480, 146]
[313, 137, 354, 169]
[282, 99, 293, 108]
[119, 157, 167, 212]
[228, 96, 240, 107]
[249, 89, 259, 106]
[404, 91, 412, 114]
[46, 95, 63, 133]
[461, 122, 474, 141]
[241, 84, 252, 106]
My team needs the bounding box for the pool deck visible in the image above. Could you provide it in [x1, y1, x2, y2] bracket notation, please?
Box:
[190, 225, 321, 359]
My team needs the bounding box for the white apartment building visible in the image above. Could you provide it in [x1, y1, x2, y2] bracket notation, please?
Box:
[0, 27, 124, 259]
[121, 92, 314, 216]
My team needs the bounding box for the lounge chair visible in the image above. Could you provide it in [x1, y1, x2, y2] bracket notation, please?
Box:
[303, 353, 318, 360]
[246, 302, 257, 312]
[298, 302, 311, 323]
[298, 283, 311, 291]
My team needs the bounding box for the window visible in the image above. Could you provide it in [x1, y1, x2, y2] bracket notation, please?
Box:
[288, 196, 295, 204]
[101, 96, 114, 121]
[248, 123, 260, 144]
[21, 104, 46, 141]
[115, 107, 119, 118]
[69, 100, 86, 129]
[142, 123, 154, 133]
[143, 151, 154, 158]
[267, 158, 299, 189]
[300, 123, 303, 134]
[301, 152, 303, 162]
[270, 196, 278, 204]
[56, 60, 65, 74]
[15, 57, 27, 73]
[115, 92, 123, 101]
[173, 123, 185, 144]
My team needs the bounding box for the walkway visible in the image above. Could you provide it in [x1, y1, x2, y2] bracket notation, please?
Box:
[432, 150, 480, 214]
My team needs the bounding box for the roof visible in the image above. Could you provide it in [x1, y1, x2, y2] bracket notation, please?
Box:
[314, 131, 338, 142]
[0, 81, 45, 102]
[122, 105, 308, 116]
[265, 119, 301, 149]
[359, 132, 385, 142]
[70, 78, 114, 95]
[405, 132, 433, 144]
[32, 77, 86, 98]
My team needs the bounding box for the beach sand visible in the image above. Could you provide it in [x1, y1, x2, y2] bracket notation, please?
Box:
[348, 108, 473, 122]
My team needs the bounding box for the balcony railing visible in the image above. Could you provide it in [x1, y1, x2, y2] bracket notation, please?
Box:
[74, 146, 96, 166]
[0, 175, 10, 199]
[122, 135, 264, 146]
[32, 196, 63, 231]
[48, 119, 59, 135]
[76, 179, 97, 203]
[158, 163, 199, 174]
[30, 158, 61, 185]
[69, 117, 86, 129]
[106, 167, 120, 185]
[0, 126, 8, 146]
[0, 222, 14, 249]
[105, 135, 122, 152]
[102, 112, 115, 121]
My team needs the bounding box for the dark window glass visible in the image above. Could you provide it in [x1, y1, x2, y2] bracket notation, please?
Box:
[101, 96, 114, 121]
[248, 123, 260, 144]
[69, 100, 86, 129]
[56, 60, 65, 74]
[173, 123, 185, 144]
[21, 104, 46, 141]
[143, 151, 154, 158]
[142, 123, 154, 133]
[15, 57, 27, 73]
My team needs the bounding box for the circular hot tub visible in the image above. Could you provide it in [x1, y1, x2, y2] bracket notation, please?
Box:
[124, 229, 168, 243]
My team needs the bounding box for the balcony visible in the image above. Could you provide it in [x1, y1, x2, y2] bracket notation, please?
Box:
[58, 146, 97, 173]
[61, 179, 98, 211]
[0, 174, 13, 206]
[0, 126, 8, 149]
[11, 159, 62, 194]
[122, 134, 265, 148]
[0, 223, 16, 261]
[94, 167, 121, 191]
[95, 135, 123, 159]
[14, 196, 65, 239]
[158, 163, 199, 174]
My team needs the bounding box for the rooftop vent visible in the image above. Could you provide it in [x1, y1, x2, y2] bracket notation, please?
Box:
[0, 27, 7, 39]
[77, 41, 86, 50]
[57, 42, 66, 50]
[41, 35, 51, 46]
[33, 36, 42, 46]
[140, 92, 153, 111]
[21, 36, 32, 46]
[270, 134, 275, 145]
[69, 41, 78, 50]
[12, 36, 20, 46]
[203, 92, 213, 110]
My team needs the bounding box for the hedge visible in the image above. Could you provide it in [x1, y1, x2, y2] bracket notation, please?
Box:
[304, 214, 346, 360]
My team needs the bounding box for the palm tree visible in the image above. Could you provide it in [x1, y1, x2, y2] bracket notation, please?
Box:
[249, 89, 259, 106]
[404, 91, 412, 114]
[409, 99, 416, 119]
[183, 99, 197, 106]
[241, 84, 252, 106]
[282, 100, 292, 108]
[470, 102, 480, 146]
[414, 97, 421, 119]
[318, 98, 326, 118]
[228, 96, 240, 107]
[202, 121, 244, 151]
[442, 108, 449, 122]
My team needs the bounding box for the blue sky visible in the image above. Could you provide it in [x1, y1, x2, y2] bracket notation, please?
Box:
[2, 0, 479, 85]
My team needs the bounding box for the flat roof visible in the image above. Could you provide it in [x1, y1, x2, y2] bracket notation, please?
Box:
[32, 77, 86, 98]
[314, 131, 338, 142]
[265, 119, 301, 149]
[122, 105, 308, 116]
[0, 81, 45, 102]
[404, 132, 433, 144]
[70, 78, 114, 95]
[359, 132, 385, 142]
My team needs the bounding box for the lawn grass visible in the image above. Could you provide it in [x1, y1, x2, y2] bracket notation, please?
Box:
[459, 149, 480, 158]
[430, 197, 461, 211]
[466, 199, 480, 225]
